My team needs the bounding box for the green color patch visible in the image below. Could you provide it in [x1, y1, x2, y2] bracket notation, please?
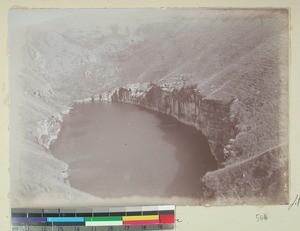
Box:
[84, 216, 122, 222]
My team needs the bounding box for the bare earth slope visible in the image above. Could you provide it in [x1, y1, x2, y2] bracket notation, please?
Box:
[9, 9, 288, 206]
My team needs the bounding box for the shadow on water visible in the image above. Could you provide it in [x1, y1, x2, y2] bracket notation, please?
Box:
[138, 106, 218, 198]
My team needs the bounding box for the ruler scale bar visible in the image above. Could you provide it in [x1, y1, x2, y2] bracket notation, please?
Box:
[11, 205, 175, 230]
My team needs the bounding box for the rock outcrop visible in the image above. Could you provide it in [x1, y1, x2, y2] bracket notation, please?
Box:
[111, 84, 236, 164]
[107, 79, 288, 204]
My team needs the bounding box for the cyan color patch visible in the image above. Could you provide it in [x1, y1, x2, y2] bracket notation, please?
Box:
[46, 217, 84, 222]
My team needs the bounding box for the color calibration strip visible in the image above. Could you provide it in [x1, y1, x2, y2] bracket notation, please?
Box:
[11, 205, 175, 230]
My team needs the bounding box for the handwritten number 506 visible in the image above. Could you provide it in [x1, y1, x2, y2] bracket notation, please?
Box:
[256, 213, 268, 222]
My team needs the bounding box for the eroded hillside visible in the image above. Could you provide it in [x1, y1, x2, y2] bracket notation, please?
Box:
[9, 9, 288, 206]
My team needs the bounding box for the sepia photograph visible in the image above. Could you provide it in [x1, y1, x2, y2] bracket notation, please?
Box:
[8, 8, 289, 207]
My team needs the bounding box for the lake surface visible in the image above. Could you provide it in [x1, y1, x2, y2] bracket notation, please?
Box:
[50, 102, 217, 200]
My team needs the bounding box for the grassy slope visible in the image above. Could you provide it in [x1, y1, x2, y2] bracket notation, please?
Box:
[9, 9, 288, 206]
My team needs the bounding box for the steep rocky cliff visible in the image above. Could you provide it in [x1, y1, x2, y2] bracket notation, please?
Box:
[108, 73, 288, 204]
[111, 84, 236, 164]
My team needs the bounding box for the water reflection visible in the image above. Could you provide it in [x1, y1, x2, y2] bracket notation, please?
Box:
[50, 102, 217, 200]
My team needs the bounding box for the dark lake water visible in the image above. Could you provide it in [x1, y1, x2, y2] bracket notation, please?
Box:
[50, 102, 217, 201]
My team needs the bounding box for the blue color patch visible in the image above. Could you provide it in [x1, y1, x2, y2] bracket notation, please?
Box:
[46, 217, 84, 222]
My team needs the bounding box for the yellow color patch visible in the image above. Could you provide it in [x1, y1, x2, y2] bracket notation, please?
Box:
[122, 215, 159, 221]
